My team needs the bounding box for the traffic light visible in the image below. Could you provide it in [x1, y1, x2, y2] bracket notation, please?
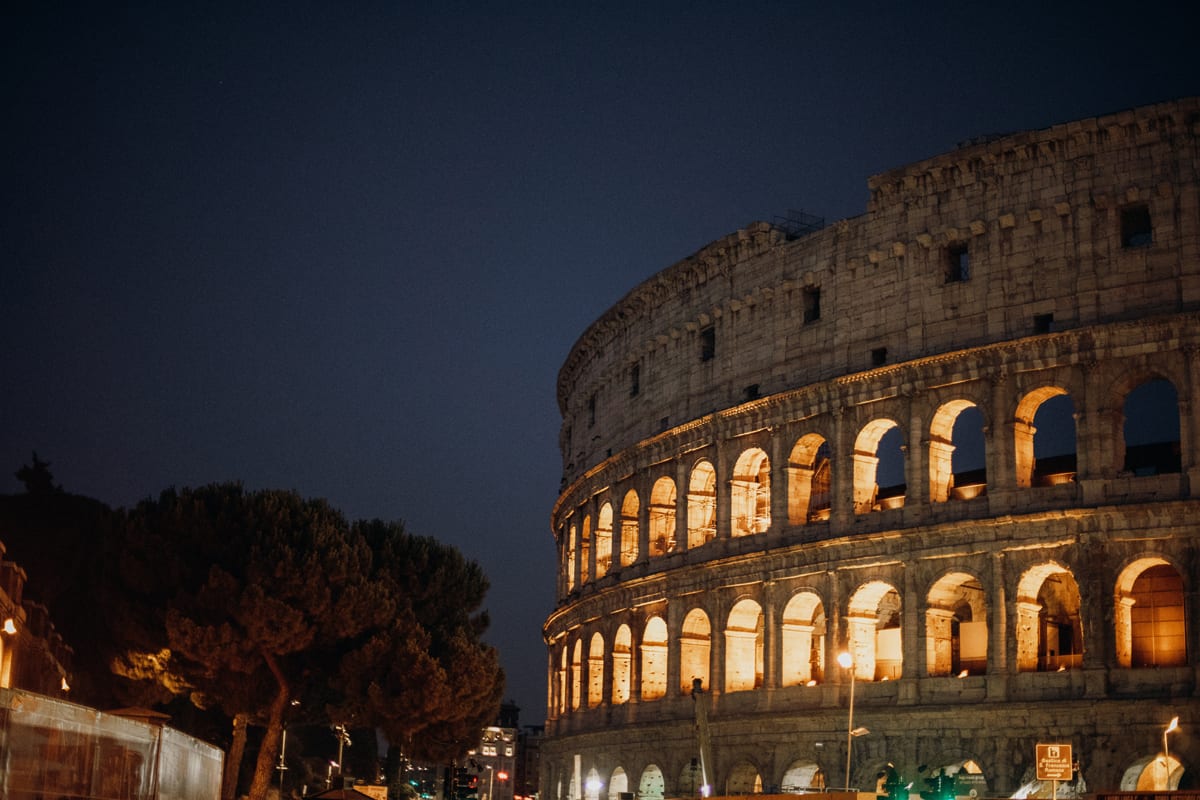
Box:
[919, 771, 957, 800]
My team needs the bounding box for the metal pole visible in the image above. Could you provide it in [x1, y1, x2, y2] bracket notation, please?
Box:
[844, 665, 855, 791]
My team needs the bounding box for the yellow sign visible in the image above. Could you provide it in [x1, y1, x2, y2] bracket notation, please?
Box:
[1036, 744, 1073, 781]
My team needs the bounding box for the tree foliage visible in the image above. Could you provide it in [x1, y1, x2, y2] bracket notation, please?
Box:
[115, 483, 504, 799]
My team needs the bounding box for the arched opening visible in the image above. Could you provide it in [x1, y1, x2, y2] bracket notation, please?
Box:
[612, 624, 632, 705]
[595, 503, 613, 578]
[588, 632, 605, 708]
[853, 420, 906, 513]
[789, 434, 832, 524]
[584, 768, 603, 800]
[678, 760, 705, 797]
[637, 765, 665, 800]
[580, 515, 592, 584]
[679, 608, 711, 693]
[926, 572, 988, 676]
[649, 477, 677, 557]
[565, 523, 577, 592]
[1115, 559, 1187, 668]
[607, 768, 629, 800]
[620, 491, 640, 567]
[929, 400, 987, 502]
[781, 591, 826, 686]
[781, 760, 826, 793]
[687, 460, 717, 548]
[846, 581, 902, 681]
[725, 599, 764, 692]
[557, 645, 568, 715]
[1122, 378, 1181, 475]
[1123, 753, 1186, 791]
[726, 761, 763, 795]
[641, 616, 668, 700]
[1015, 389, 1077, 487]
[1016, 564, 1084, 672]
[731, 447, 771, 536]
[570, 638, 582, 710]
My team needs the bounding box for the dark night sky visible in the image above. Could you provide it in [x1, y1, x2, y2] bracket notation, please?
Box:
[3, 1, 1197, 722]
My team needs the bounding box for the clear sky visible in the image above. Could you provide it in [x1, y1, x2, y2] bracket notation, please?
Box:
[3, 1, 1197, 724]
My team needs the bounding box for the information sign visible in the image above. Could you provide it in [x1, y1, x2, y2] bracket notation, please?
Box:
[1036, 744, 1073, 781]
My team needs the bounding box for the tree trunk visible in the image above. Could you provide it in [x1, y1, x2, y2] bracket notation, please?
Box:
[222, 714, 249, 800]
[247, 653, 290, 800]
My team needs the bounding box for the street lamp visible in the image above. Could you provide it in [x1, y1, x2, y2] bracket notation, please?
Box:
[838, 652, 870, 791]
[1161, 716, 1180, 789]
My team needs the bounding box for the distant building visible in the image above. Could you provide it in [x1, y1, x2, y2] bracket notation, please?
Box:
[0, 539, 73, 696]
[545, 97, 1200, 799]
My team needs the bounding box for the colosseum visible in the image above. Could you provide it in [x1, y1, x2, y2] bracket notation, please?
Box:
[542, 96, 1200, 800]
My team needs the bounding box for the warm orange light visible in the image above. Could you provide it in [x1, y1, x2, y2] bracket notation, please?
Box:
[61, 676, 70, 692]
[2, 618, 16, 635]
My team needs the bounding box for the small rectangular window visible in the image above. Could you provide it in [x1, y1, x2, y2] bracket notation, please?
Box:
[1121, 204, 1152, 248]
[743, 384, 760, 402]
[871, 347, 888, 367]
[629, 364, 640, 397]
[802, 286, 821, 323]
[1034, 313, 1054, 334]
[945, 243, 969, 283]
[700, 326, 715, 362]
[588, 393, 596, 427]
[659, 416, 670, 431]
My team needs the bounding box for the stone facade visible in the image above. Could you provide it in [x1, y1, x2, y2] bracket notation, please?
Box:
[544, 98, 1200, 800]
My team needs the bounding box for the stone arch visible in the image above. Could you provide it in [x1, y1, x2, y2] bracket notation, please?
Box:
[612, 623, 632, 704]
[571, 637, 583, 710]
[853, 419, 906, 513]
[1121, 377, 1181, 475]
[725, 598, 764, 692]
[929, 399, 987, 502]
[637, 764, 665, 800]
[557, 642, 568, 715]
[620, 490, 640, 567]
[726, 760, 763, 794]
[687, 459, 717, 548]
[1122, 752, 1185, 791]
[649, 477, 677, 556]
[677, 760, 705, 797]
[925, 571, 988, 676]
[596, 503, 613, 578]
[581, 514, 592, 584]
[781, 590, 826, 686]
[731, 447, 771, 536]
[679, 608, 711, 693]
[588, 631, 605, 707]
[788, 432, 832, 524]
[1114, 556, 1187, 668]
[1016, 563, 1084, 672]
[846, 580, 902, 681]
[1014, 385, 1077, 487]
[607, 767, 629, 800]
[780, 759, 826, 792]
[566, 522, 577, 592]
[641, 616, 668, 700]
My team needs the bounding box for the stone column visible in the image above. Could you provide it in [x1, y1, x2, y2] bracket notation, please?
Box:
[927, 439, 956, 503]
[1015, 601, 1042, 672]
[770, 428, 788, 533]
[989, 372, 1016, 492]
[926, 608, 956, 677]
[763, 582, 780, 691]
[674, 460, 689, 553]
[831, 408, 855, 527]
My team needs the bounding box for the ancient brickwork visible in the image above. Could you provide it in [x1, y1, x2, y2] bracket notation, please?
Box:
[545, 98, 1200, 800]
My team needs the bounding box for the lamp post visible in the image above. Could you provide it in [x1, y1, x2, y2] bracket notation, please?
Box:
[838, 652, 856, 790]
[1161, 716, 1180, 789]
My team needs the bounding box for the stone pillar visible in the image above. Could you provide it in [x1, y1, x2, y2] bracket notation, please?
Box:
[832, 408, 855, 527]
[1182, 345, 1200, 492]
[710, 599, 727, 697]
[906, 395, 926, 508]
[674, 460, 689, 553]
[770, 429, 788, 532]
[763, 582, 780, 690]
[928, 439, 956, 503]
[846, 614, 877, 680]
[716, 443, 733, 541]
[1114, 595, 1135, 668]
[1012, 420, 1037, 487]
[1015, 601, 1042, 672]
[789, 466, 815, 525]
[851, 453, 880, 514]
[989, 372, 1016, 492]
[926, 608, 956, 677]
[666, 601, 682, 698]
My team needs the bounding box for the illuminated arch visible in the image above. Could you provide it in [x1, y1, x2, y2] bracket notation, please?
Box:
[781, 760, 826, 793]
[1115, 557, 1187, 668]
[926, 572, 988, 676]
[1016, 563, 1083, 672]
[726, 761, 763, 794]
[570, 638, 583, 710]
[725, 598, 764, 692]
[788, 433, 831, 524]
[620, 490, 640, 566]
[565, 522, 577, 592]
[580, 515, 592, 584]
[637, 765, 665, 800]
[781, 591, 826, 686]
[612, 624, 632, 705]
[687, 460, 717, 548]
[846, 581, 902, 681]
[595, 503, 613, 578]
[587, 632, 605, 707]
[607, 768, 629, 800]
[641, 616, 668, 700]
[649, 477, 676, 557]
[853, 419, 905, 513]
[1014, 386, 1076, 487]
[731, 447, 771, 536]
[679, 608, 711, 693]
[929, 399, 986, 503]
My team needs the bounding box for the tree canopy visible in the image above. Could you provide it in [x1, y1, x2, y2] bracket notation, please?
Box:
[113, 483, 504, 800]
